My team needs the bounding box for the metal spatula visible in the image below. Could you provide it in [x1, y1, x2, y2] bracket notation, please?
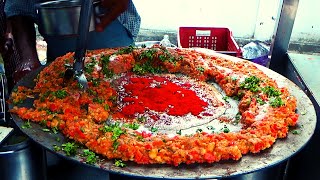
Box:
[64, 0, 94, 90]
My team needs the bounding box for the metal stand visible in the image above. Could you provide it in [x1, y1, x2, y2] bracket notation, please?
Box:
[269, 1, 320, 180]
[269, 0, 299, 76]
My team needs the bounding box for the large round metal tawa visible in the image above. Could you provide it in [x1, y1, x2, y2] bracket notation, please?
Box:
[9, 49, 317, 179]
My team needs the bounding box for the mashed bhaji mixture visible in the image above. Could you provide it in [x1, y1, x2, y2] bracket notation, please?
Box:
[10, 45, 298, 166]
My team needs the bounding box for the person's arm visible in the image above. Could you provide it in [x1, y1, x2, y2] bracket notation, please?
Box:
[4, 0, 41, 83]
[96, 0, 129, 32]
[7, 16, 41, 83]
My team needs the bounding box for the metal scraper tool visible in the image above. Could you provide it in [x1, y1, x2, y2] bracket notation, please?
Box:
[64, 0, 94, 90]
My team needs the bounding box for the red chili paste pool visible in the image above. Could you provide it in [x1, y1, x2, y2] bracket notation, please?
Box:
[120, 76, 208, 117]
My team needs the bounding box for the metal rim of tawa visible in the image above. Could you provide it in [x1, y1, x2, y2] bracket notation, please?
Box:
[9, 49, 317, 179]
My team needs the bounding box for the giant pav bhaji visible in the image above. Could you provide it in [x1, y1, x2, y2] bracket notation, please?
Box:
[9, 45, 298, 166]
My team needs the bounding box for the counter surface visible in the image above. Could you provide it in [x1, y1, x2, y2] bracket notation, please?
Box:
[289, 53, 320, 106]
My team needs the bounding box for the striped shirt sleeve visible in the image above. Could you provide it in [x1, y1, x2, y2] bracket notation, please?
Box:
[4, 0, 42, 20]
[117, 0, 141, 38]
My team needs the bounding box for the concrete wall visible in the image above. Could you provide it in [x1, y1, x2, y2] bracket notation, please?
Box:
[133, 0, 279, 40]
[133, 0, 320, 53]
[290, 0, 320, 45]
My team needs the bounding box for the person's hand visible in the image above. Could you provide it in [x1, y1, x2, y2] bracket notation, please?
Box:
[0, 32, 14, 57]
[13, 58, 41, 84]
[6, 16, 41, 84]
[95, 0, 129, 32]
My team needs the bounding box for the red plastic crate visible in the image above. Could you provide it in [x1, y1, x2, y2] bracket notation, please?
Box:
[178, 27, 242, 57]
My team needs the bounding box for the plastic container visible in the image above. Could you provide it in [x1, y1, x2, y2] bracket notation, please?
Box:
[36, 0, 102, 36]
[250, 55, 270, 67]
[242, 41, 270, 67]
[178, 27, 242, 57]
[135, 40, 177, 48]
[159, 34, 172, 47]
[135, 41, 160, 48]
[0, 134, 46, 180]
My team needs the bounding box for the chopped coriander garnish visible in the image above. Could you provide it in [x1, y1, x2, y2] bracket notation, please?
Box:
[222, 125, 230, 133]
[13, 99, 24, 105]
[256, 97, 266, 105]
[102, 67, 114, 78]
[137, 116, 146, 122]
[40, 91, 52, 102]
[104, 104, 110, 111]
[133, 62, 163, 75]
[83, 149, 97, 165]
[113, 141, 120, 151]
[45, 109, 53, 115]
[235, 113, 241, 121]
[129, 123, 140, 130]
[262, 86, 282, 97]
[40, 120, 47, 127]
[84, 62, 95, 74]
[158, 48, 180, 64]
[222, 96, 229, 103]
[136, 135, 144, 141]
[291, 129, 301, 135]
[52, 126, 59, 134]
[158, 54, 167, 61]
[109, 96, 117, 102]
[87, 89, 97, 96]
[111, 128, 125, 140]
[176, 129, 182, 135]
[114, 159, 126, 167]
[269, 97, 284, 107]
[133, 48, 167, 75]
[151, 127, 158, 133]
[132, 64, 147, 75]
[237, 91, 245, 98]
[61, 142, 78, 156]
[54, 90, 68, 99]
[197, 67, 205, 73]
[231, 76, 238, 81]
[90, 78, 100, 87]
[207, 126, 216, 133]
[233, 113, 242, 125]
[101, 54, 110, 64]
[78, 83, 84, 89]
[22, 120, 32, 129]
[196, 129, 203, 133]
[42, 128, 51, 132]
[115, 45, 135, 55]
[232, 96, 240, 101]
[239, 76, 261, 92]
[100, 122, 125, 141]
[100, 55, 114, 78]
[138, 49, 157, 61]
[93, 97, 104, 104]
[53, 145, 61, 151]
[124, 122, 140, 130]
[246, 97, 252, 106]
